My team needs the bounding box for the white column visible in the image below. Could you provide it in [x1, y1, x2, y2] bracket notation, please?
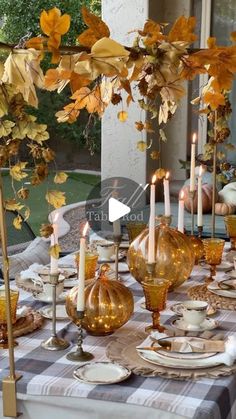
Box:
[101, 0, 148, 185]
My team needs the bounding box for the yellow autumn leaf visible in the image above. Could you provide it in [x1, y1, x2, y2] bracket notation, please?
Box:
[78, 6, 110, 48]
[150, 150, 160, 160]
[155, 168, 166, 179]
[24, 207, 30, 221]
[118, 111, 128, 122]
[203, 91, 225, 110]
[46, 190, 66, 209]
[5, 199, 24, 211]
[0, 120, 15, 137]
[10, 162, 28, 181]
[49, 243, 61, 259]
[54, 171, 68, 184]
[137, 141, 147, 152]
[168, 16, 197, 44]
[40, 223, 54, 238]
[13, 215, 23, 230]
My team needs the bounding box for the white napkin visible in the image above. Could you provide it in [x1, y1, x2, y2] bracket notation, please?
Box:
[137, 332, 236, 366]
[20, 263, 45, 285]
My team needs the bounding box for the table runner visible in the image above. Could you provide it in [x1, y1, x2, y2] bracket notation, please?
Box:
[1, 261, 236, 419]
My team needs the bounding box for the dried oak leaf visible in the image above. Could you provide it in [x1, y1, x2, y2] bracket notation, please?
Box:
[78, 6, 110, 48]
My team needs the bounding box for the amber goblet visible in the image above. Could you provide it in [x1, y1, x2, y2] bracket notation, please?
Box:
[126, 222, 147, 244]
[0, 289, 19, 349]
[202, 238, 225, 283]
[141, 278, 170, 332]
[75, 251, 98, 280]
[224, 215, 236, 251]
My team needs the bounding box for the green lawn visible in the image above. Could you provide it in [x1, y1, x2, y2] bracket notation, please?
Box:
[2, 171, 101, 235]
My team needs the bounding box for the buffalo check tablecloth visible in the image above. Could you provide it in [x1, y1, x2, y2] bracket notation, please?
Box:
[1, 257, 236, 419]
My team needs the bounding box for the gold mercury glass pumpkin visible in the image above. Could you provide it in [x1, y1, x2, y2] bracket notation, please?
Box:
[66, 264, 134, 336]
[127, 220, 194, 291]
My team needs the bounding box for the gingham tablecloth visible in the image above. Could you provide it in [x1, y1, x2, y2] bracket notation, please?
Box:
[1, 259, 236, 419]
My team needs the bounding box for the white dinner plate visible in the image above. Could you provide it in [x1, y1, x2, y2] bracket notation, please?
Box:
[137, 337, 223, 370]
[39, 304, 68, 320]
[73, 362, 131, 385]
[171, 317, 218, 332]
[33, 291, 68, 303]
[208, 281, 236, 299]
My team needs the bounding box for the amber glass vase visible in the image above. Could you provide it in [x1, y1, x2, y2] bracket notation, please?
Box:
[202, 238, 225, 283]
[66, 264, 134, 336]
[224, 215, 236, 250]
[0, 289, 19, 348]
[127, 220, 194, 290]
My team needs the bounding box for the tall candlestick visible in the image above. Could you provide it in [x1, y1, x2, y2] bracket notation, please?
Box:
[197, 165, 203, 227]
[148, 175, 156, 263]
[163, 171, 171, 217]
[77, 222, 89, 311]
[50, 212, 59, 274]
[190, 133, 197, 192]
[178, 190, 185, 233]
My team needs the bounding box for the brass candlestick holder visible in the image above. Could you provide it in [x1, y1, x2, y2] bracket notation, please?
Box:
[141, 262, 170, 332]
[113, 234, 122, 281]
[41, 273, 70, 351]
[66, 310, 94, 361]
[189, 190, 195, 235]
[0, 170, 22, 418]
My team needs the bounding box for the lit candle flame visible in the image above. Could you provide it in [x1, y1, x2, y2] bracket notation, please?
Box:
[180, 190, 185, 200]
[82, 221, 89, 237]
[165, 171, 170, 180]
[152, 174, 157, 184]
[192, 132, 197, 144]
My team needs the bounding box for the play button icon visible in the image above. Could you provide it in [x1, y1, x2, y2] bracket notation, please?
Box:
[108, 197, 131, 222]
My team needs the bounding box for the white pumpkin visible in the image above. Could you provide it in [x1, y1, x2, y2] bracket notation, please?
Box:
[219, 182, 236, 206]
[215, 202, 236, 216]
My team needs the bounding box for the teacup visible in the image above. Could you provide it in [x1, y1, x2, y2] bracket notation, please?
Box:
[42, 281, 64, 301]
[97, 243, 115, 260]
[178, 300, 208, 327]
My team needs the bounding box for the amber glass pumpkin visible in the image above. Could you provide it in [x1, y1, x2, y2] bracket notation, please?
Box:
[66, 265, 134, 336]
[182, 184, 218, 214]
[127, 221, 194, 291]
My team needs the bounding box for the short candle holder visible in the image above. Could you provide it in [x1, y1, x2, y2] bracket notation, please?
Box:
[66, 310, 94, 362]
[188, 190, 195, 235]
[113, 234, 122, 281]
[41, 273, 70, 351]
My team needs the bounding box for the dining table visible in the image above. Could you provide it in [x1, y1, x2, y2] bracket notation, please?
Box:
[1, 252, 236, 419]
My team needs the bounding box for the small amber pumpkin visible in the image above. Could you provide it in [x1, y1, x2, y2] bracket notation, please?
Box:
[215, 202, 235, 216]
[66, 264, 134, 336]
[182, 184, 218, 214]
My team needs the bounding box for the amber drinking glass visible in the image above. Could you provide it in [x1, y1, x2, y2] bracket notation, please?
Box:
[202, 238, 225, 283]
[0, 289, 19, 348]
[141, 278, 170, 332]
[224, 215, 236, 250]
[126, 222, 147, 244]
[75, 252, 98, 280]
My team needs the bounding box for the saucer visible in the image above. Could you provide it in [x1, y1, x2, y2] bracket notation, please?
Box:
[73, 362, 131, 385]
[98, 251, 125, 263]
[39, 304, 68, 320]
[32, 291, 68, 303]
[171, 317, 218, 332]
